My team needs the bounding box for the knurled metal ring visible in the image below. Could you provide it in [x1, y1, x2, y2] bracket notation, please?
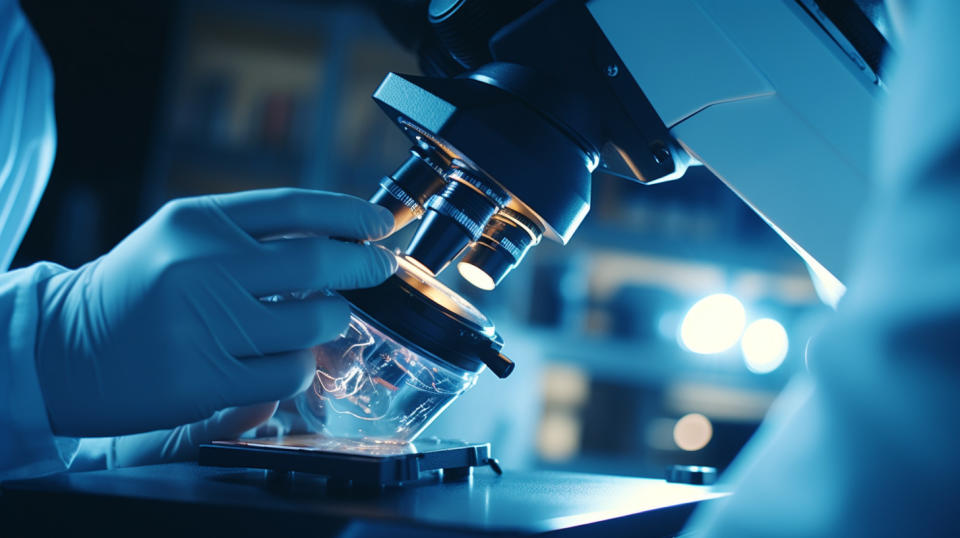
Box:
[412, 147, 448, 179]
[426, 196, 485, 240]
[496, 207, 543, 243]
[495, 235, 524, 260]
[447, 169, 510, 207]
[380, 177, 425, 218]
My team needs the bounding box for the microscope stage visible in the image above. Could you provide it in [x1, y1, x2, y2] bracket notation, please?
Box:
[199, 435, 499, 487]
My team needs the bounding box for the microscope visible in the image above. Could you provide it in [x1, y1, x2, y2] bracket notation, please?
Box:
[201, 0, 886, 471]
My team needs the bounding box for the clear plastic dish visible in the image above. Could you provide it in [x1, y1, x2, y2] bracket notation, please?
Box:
[295, 311, 481, 443]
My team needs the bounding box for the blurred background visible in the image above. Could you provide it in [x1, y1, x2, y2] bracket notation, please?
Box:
[15, 0, 828, 478]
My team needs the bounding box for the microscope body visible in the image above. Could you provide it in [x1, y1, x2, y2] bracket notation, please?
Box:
[371, 0, 884, 304]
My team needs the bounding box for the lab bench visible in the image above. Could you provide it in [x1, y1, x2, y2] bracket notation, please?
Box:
[1, 463, 724, 536]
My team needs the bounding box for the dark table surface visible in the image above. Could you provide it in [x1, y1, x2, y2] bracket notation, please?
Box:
[1, 463, 725, 536]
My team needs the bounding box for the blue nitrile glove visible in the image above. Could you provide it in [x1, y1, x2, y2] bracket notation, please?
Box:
[110, 403, 280, 467]
[69, 403, 281, 471]
[33, 188, 397, 438]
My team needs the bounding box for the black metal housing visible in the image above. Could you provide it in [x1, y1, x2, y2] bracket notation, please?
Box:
[373, 72, 593, 243]
[372, 0, 687, 247]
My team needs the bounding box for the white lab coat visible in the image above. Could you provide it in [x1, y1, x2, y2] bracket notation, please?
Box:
[0, 0, 363, 480]
[691, 1, 960, 535]
[0, 0, 77, 480]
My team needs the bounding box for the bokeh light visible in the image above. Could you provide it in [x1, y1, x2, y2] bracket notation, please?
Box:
[538, 411, 582, 462]
[679, 294, 746, 354]
[741, 318, 789, 374]
[673, 413, 713, 451]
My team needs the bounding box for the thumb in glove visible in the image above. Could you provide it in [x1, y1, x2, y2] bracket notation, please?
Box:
[107, 402, 280, 468]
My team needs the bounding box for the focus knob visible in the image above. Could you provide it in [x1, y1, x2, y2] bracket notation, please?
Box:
[428, 0, 540, 69]
[666, 465, 717, 485]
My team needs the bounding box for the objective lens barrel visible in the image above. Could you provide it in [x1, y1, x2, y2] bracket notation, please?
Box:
[458, 208, 542, 289]
[370, 148, 448, 231]
[405, 169, 508, 275]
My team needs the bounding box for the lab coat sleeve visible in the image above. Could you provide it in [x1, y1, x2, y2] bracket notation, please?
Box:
[689, 1, 960, 535]
[0, 263, 80, 480]
[0, 0, 56, 272]
[0, 0, 73, 481]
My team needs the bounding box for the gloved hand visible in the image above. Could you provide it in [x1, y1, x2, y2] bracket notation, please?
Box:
[110, 402, 280, 468]
[34, 188, 397, 438]
[69, 402, 281, 471]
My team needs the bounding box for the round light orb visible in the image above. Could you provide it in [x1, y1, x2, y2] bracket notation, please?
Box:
[741, 318, 789, 374]
[673, 413, 713, 451]
[679, 294, 746, 354]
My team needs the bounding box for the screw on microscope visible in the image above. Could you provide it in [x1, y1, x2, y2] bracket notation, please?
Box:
[651, 143, 671, 166]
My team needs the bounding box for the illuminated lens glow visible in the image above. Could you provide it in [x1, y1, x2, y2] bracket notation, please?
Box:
[403, 255, 435, 276]
[741, 318, 789, 374]
[458, 261, 496, 291]
[680, 294, 746, 354]
[673, 413, 713, 451]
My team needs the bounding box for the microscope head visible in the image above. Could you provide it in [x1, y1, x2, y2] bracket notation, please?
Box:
[370, 71, 592, 289]
[369, 0, 691, 289]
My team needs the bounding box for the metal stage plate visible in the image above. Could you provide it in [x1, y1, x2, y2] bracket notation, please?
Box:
[199, 436, 501, 487]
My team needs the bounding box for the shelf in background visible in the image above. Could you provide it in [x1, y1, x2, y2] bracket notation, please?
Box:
[570, 221, 806, 276]
[506, 327, 793, 393]
[167, 141, 304, 181]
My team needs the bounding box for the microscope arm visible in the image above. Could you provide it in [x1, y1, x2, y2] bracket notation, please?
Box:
[590, 0, 884, 305]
